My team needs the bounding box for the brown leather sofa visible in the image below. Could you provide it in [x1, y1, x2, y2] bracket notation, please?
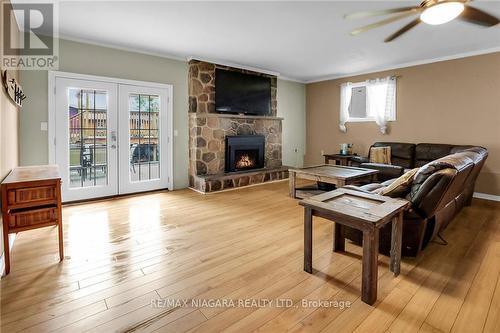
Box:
[346, 143, 488, 256]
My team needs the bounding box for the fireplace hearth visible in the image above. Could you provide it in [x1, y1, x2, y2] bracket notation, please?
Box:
[225, 135, 265, 173]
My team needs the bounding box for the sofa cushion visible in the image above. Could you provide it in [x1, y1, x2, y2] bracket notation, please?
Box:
[450, 145, 476, 154]
[415, 143, 455, 167]
[380, 168, 419, 198]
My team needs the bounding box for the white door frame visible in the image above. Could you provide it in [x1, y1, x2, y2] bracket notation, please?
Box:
[48, 71, 174, 195]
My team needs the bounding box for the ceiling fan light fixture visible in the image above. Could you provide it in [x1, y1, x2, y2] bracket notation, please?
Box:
[420, 1, 465, 25]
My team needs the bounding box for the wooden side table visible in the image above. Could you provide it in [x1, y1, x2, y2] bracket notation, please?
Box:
[1, 165, 63, 275]
[323, 154, 354, 166]
[300, 188, 410, 305]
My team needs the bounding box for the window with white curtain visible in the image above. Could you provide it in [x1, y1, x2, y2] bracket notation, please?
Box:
[339, 76, 397, 134]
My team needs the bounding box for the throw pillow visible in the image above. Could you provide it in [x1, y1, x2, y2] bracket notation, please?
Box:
[369, 146, 392, 164]
[380, 168, 419, 198]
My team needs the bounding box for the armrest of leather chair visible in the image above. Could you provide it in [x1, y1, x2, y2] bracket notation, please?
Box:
[344, 183, 386, 193]
[350, 155, 369, 165]
[360, 162, 404, 181]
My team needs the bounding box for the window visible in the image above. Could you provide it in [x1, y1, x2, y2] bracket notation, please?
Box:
[348, 84, 369, 120]
[339, 76, 397, 134]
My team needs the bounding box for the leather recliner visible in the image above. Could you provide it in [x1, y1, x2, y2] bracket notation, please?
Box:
[344, 148, 487, 256]
[351, 142, 483, 203]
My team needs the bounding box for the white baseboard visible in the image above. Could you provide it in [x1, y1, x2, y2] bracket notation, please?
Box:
[1, 233, 17, 277]
[473, 192, 500, 202]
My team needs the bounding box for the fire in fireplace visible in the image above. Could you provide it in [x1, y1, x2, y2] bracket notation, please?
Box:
[225, 135, 265, 172]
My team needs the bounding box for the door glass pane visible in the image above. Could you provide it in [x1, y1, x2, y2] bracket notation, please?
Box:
[68, 88, 109, 188]
[129, 94, 160, 182]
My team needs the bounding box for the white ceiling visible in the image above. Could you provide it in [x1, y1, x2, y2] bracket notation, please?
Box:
[32, 1, 500, 81]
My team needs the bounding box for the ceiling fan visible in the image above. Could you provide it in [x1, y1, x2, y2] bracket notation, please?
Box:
[345, 0, 500, 42]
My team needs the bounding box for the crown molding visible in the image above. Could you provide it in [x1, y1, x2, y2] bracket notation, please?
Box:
[58, 34, 187, 62]
[277, 75, 307, 84]
[51, 35, 498, 86]
[55, 36, 307, 83]
[186, 56, 280, 77]
[186, 56, 308, 83]
[306, 46, 500, 83]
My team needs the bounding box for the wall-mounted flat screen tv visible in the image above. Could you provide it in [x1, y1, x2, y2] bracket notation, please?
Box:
[215, 68, 271, 116]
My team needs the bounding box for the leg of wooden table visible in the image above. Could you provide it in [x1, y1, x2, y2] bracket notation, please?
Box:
[2, 224, 10, 275]
[362, 228, 379, 305]
[304, 208, 313, 273]
[56, 180, 64, 261]
[390, 211, 403, 276]
[2, 188, 10, 275]
[333, 223, 345, 252]
[58, 223, 64, 261]
[289, 171, 296, 198]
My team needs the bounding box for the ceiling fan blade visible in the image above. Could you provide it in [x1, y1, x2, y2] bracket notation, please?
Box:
[350, 11, 419, 36]
[385, 18, 421, 42]
[344, 6, 420, 20]
[459, 5, 499, 26]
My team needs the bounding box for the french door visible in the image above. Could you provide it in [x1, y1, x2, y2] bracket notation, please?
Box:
[118, 85, 169, 194]
[52, 74, 172, 202]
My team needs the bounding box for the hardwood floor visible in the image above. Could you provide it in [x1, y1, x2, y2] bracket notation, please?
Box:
[1, 181, 499, 333]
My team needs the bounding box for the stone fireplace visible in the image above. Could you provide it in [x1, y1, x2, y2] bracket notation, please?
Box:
[188, 60, 288, 193]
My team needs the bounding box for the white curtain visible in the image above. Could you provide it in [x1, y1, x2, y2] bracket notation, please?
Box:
[339, 82, 352, 132]
[366, 76, 396, 134]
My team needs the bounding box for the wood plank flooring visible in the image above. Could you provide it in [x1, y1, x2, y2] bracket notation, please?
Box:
[1, 181, 499, 332]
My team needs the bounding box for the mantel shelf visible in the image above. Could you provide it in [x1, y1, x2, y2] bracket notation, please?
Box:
[189, 112, 284, 121]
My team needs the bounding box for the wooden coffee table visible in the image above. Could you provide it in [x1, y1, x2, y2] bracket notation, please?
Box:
[300, 188, 410, 305]
[288, 165, 378, 198]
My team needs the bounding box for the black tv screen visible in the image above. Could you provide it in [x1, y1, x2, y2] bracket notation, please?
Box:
[215, 69, 271, 116]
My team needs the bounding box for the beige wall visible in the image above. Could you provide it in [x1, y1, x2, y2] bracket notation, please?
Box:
[305, 52, 500, 195]
[0, 72, 19, 178]
[0, 0, 20, 268]
[19, 39, 306, 188]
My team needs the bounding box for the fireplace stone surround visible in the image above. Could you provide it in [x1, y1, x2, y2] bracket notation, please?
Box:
[188, 60, 288, 193]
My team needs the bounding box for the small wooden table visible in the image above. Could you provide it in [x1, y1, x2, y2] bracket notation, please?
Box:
[324, 154, 354, 166]
[288, 165, 378, 199]
[1, 165, 63, 275]
[300, 188, 410, 305]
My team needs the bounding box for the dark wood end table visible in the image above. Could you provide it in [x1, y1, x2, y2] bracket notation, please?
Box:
[324, 154, 354, 166]
[300, 188, 410, 305]
[1, 165, 63, 275]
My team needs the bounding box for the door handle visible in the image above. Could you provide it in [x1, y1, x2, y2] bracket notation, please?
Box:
[111, 144, 117, 149]
[111, 130, 117, 142]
